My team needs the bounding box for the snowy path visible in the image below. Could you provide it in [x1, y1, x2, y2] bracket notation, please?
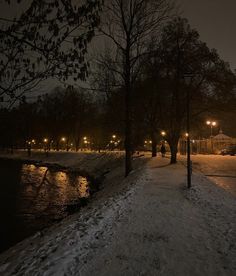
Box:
[81, 158, 236, 276]
[179, 155, 236, 196]
[0, 157, 235, 275]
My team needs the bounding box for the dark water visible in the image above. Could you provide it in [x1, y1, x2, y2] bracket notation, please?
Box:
[0, 159, 90, 253]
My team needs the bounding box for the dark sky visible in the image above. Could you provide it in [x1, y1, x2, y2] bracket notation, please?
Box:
[177, 0, 236, 70]
[1, 0, 235, 71]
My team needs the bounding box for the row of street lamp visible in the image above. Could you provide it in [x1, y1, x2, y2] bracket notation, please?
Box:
[27, 134, 119, 148]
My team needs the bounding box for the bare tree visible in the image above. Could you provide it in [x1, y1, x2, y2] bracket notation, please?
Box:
[99, 0, 173, 176]
[140, 17, 236, 163]
[0, 0, 101, 107]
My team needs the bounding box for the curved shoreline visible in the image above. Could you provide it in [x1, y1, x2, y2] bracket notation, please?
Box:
[0, 151, 147, 256]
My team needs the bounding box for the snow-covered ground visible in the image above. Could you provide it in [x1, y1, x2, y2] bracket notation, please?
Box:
[0, 150, 126, 179]
[179, 154, 236, 196]
[0, 155, 235, 275]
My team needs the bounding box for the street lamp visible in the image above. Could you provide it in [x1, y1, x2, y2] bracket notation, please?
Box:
[184, 73, 194, 189]
[206, 121, 217, 137]
[206, 120, 217, 153]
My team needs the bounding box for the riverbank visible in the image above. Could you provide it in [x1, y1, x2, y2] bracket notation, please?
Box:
[0, 150, 128, 179]
[0, 153, 235, 275]
[0, 150, 148, 256]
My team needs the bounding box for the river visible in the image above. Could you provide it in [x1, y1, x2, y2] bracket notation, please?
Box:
[0, 159, 90, 253]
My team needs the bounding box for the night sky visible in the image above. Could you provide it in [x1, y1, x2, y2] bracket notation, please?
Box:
[1, 0, 236, 71]
[177, 0, 236, 70]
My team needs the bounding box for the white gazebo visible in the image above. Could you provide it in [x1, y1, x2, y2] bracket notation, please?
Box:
[213, 130, 232, 152]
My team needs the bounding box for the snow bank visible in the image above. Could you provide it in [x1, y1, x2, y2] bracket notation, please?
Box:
[0, 150, 125, 179]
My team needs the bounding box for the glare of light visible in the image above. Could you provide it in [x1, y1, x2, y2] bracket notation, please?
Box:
[206, 120, 217, 126]
[43, 138, 48, 143]
[112, 135, 116, 139]
[185, 133, 189, 137]
[110, 140, 113, 143]
[149, 140, 152, 144]
[31, 139, 35, 143]
[71, 143, 73, 146]
[83, 136, 87, 140]
[61, 137, 66, 142]
[161, 131, 166, 136]
[84, 140, 88, 144]
[144, 140, 147, 144]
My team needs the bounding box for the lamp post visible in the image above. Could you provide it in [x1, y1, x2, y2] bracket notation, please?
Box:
[206, 121, 216, 153]
[184, 74, 194, 189]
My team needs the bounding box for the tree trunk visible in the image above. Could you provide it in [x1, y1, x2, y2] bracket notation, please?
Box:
[169, 139, 179, 164]
[56, 140, 59, 151]
[125, 85, 132, 176]
[124, 43, 132, 177]
[151, 132, 157, 157]
[75, 137, 80, 152]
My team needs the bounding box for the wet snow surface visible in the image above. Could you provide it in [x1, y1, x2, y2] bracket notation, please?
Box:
[0, 154, 235, 275]
[186, 155, 236, 196]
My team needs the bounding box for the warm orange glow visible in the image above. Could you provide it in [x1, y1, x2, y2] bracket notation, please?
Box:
[206, 120, 217, 126]
[83, 136, 87, 140]
[161, 131, 166, 136]
[185, 133, 189, 137]
[61, 137, 66, 142]
[43, 138, 48, 143]
[112, 134, 116, 139]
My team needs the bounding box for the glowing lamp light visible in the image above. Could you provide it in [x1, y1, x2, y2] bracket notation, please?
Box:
[185, 133, 189, 137]
[161, 131, 166, 136]
[206, 120, 217, 126]
[43, 138, 48, 143]
[61, 137, 66, 142]
[112, 135, 116, 139]
[83, 136, 87, 140]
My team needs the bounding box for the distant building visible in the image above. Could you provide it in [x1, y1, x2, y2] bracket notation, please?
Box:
[179, 130, 236, 155]
[212, 130, 233, 153]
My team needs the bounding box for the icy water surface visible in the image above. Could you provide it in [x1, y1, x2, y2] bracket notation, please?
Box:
[0, 159, 90, 253]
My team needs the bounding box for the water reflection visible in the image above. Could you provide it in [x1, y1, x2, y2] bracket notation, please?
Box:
[0, 160, 90, 253]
